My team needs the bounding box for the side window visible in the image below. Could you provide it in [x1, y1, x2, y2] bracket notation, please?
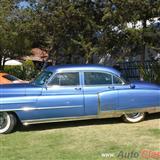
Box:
[84, 72, 112, 85]
[48, 72, 79, 86]
[113, 76, 123, 85]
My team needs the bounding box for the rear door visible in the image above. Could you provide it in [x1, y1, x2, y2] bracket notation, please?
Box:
[83, 71, 119, 115]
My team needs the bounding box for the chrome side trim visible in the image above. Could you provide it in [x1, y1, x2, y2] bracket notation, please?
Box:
[22, 115, 98, 125]
[0, 105, 83, 112]
[22, 106, 160, 125]
[120, 106, 160, 114]
[99, 106, 160, 118]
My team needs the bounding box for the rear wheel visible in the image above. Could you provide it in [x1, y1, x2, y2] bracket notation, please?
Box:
[0, 112, 17, 134]
[123, 112, 145, 123]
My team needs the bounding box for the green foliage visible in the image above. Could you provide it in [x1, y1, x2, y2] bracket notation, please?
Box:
[4, 65, 23, 79]
[1, 0, 160, 67]
[139, 61, 160, 83]
[24, 0, 160, 64]
[4, 60, 37, 80]
[102, 0, 160, 61]
[26, 0, 105, 64]
[0, 0, 33, 70]
[22, 60, 37, 80]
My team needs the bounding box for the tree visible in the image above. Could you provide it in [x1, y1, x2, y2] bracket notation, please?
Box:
[0, 0, 32, 70]
[26, 0, 106, 64]
[1, 0, 159, 68]
[27, 0, 160, 65]
[102, 0, 160, 62]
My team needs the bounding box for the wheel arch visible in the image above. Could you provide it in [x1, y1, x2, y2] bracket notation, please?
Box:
[7, 111, 22, 124]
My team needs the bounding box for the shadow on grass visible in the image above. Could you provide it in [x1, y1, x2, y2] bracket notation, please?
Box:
[18, 112, 160, 132]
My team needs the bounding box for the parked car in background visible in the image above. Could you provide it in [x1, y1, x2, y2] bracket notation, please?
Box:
[0, 65, 159, 134]
[0, 73, 24, 84]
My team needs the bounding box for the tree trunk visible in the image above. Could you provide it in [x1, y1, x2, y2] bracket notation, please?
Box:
[139, 19, 147, 81]
[41, 48, 57, 70]
[141, 19, 147, 63]
[0, 55, 5, 71]
[0, 55, 2, 71]
[141, 44, 145, 63]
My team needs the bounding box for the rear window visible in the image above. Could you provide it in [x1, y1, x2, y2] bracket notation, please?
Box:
[84, 72, 112, 85]
[3, 75, 19, 81]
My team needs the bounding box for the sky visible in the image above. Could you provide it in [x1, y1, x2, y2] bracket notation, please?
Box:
[18, 1, 30, 8]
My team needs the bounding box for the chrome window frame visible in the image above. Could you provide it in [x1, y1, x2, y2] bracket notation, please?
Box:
[112, 75, 125, 85]
[46, 71, 81, 88]
[82, 70, 125, 87]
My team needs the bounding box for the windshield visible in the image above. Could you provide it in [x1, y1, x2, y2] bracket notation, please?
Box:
[32, 71, 53, 86]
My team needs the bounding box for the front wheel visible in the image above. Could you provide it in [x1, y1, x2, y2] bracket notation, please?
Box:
[0, 112, 17, 134]
[123, 112, 145, 123]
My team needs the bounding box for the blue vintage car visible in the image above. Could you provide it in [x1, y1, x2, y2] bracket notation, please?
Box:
[0, 64, 159, 133]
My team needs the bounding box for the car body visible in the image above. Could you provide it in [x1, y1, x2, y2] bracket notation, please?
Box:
[0, 73, 24, 84]
[0, 64, 159, 133]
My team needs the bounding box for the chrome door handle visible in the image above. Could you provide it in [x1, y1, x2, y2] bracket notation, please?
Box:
[108, 86, 115, 89]
[75, 87, 82, 90]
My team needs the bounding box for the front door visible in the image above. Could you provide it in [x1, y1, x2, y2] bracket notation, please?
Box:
[36, 72, 84, 119]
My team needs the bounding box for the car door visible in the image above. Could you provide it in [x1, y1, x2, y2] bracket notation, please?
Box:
[35, 71, 84, 119]
[83, 71, 119, 115]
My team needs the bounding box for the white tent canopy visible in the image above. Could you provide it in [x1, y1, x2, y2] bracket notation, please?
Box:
[5, 60, 22, 66]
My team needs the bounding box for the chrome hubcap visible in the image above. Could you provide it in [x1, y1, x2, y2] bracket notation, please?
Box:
[127, 113, 142, 119]
[0, 113, 8, 129]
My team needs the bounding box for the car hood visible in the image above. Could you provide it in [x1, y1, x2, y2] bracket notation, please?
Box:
[132, 81, 160, 89]
[0, 83, 42, 97]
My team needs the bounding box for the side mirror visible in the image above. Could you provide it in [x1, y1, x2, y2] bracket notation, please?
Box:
[130, 83, 135, 89]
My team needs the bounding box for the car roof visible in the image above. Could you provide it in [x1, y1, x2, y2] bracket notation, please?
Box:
[46, 64, 121, 77]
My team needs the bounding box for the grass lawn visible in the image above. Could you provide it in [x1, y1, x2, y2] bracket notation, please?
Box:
[0, 113, 160, 160]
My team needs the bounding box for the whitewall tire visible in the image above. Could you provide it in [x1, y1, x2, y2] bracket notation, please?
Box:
[123, 112, 145, 123]
[0, 112, 17, 134]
